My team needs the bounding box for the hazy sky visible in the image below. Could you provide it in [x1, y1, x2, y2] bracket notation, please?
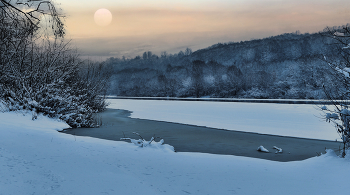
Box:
[58, 0, 350, 60]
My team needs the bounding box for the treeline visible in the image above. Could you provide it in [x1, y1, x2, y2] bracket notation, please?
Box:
[105, 30, 339, 99]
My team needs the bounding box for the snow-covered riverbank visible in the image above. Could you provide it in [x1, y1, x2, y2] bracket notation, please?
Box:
[0, 111, 349, 194]
[106, 96, 334, 104]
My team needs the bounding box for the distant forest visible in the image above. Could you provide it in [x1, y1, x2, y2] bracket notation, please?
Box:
[103, 29, 342, 99]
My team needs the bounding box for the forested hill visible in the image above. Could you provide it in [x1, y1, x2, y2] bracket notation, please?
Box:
[104, 30, 339, 99]
[192, 32, 329, 65]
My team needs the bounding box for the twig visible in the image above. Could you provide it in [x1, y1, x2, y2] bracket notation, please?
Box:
[133, 132, 144, 140]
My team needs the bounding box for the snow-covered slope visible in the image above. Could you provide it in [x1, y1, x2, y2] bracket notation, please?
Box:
[0, 111, 349, 195]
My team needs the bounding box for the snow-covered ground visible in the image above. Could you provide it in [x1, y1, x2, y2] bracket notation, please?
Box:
[107, 99, 338, 141]
[1, 109, 349, 194]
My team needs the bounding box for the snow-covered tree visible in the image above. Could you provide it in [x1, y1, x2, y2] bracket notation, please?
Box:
[321, 24, 350, 157]
[0, 0, 108, 127]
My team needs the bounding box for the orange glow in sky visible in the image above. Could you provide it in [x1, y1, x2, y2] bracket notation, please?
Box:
[58, 0, 350, 60]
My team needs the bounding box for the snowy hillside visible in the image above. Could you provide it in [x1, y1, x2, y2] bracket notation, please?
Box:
[105, 31, 338, 99]
[1, 110, 349, 195]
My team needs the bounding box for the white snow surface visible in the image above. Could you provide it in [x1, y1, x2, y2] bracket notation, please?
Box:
[273, 146, 283, 153]
[107, 99, 338, 141]
[1, 111, 350, 195]
[257, 146, 269, 153]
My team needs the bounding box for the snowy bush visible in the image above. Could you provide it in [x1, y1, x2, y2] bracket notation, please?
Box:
[0, 1, 109, 128]
[0, 42, 109, 127]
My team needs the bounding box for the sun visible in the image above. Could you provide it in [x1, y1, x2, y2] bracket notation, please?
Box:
[94, 8, 112, 27]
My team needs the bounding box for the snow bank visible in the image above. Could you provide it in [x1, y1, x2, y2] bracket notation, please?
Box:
[0, 110, 70, 132]
[1, 111, 349, 194]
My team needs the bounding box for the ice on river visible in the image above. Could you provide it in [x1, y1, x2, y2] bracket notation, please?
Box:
[108, 99, 337, 141]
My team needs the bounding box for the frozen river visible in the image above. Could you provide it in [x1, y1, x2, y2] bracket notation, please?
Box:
[107, 99, 339, 141]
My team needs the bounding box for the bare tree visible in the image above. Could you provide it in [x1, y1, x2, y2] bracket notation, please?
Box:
[0, 0, 65, 37]
[185, 48, 192, 56]
[191, 60, 204, 98]
[321, 24, 350, 157]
